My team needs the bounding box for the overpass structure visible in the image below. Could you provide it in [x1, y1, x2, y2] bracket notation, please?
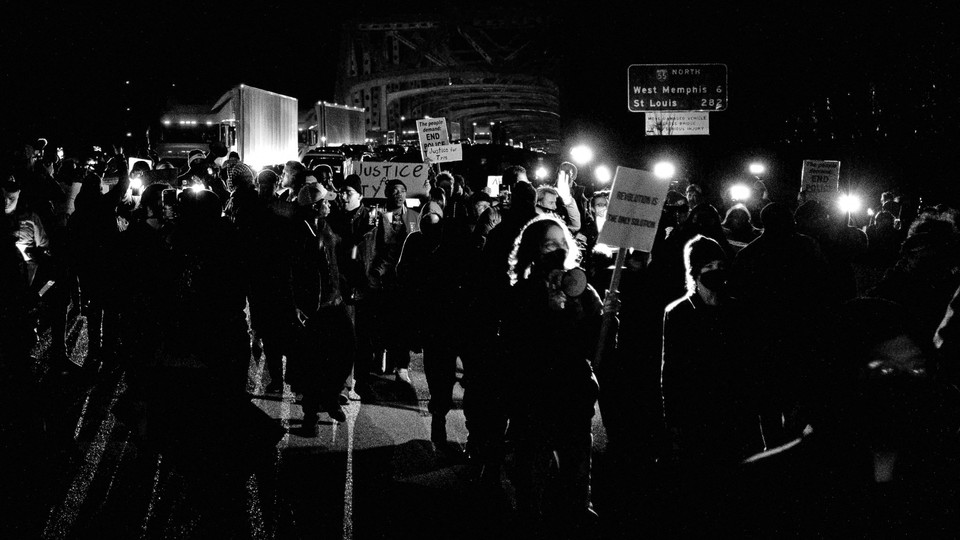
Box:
[335, 13, 561, 152]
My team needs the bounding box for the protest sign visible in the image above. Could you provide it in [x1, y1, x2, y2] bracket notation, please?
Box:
[486, 176, 502, 197]
[353, 161, 431, 198]
[416, 117, 449, 160]
[801, 160, 840, 205]
[644, 111, 710, 136]
[597, 166, 672, 252]
[423, 142, 463, 163]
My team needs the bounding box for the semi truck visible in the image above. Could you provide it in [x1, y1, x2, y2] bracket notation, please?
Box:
[473, 124, 492, 144]
[298, 101, 366, 159]
[151, 84, 298, 170]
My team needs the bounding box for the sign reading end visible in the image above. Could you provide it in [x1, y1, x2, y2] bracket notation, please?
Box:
[628, 63, 728, 112]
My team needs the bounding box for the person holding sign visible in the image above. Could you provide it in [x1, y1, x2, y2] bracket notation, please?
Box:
[500, 214, 612, 537]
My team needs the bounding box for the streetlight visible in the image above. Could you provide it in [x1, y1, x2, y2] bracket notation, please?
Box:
[594, 165, 612, 184]
[653, 161, 676, 180]
[749, 162, 766, 176]
[570, 145, 594, 166]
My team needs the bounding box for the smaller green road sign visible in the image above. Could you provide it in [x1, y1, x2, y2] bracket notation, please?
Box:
[628, 63, 728, 112]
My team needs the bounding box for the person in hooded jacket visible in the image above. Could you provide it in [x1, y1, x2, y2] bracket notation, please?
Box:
[661, 234, 764, 534]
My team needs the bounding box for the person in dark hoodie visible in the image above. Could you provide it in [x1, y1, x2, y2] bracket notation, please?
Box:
[661, 235, 764, 534]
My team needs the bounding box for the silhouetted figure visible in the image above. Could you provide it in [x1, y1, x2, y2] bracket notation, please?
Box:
[661, 235, 763, 534]
[735, 298, 960, 537]
[731, 203, 830, 447]
[289, 183, 350, 427]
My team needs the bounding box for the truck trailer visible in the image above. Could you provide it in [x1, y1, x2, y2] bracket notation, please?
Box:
[298, 101, 365, 159]
[152, 84, 298, 170]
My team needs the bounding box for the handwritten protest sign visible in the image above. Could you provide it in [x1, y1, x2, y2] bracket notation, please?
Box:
[801, 160, 840, 205]
[352, 161, 431, 198]
[597, 166, 672, 252]
[486, 176, 502, 197]
[423, 142, 463, 163]
[416, 117, 449, 161]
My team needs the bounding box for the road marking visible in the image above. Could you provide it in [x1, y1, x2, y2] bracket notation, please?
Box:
[342, 401, 360, 540]
[140, 454, 166, 538]
[246, 473, 267, 540]
[74, 390, 93, 440]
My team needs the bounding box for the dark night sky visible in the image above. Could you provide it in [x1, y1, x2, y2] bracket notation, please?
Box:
[3, 1, 958, 199]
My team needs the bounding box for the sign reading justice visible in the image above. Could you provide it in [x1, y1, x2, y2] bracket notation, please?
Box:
[597, 166, 672, 252]
[350, 161, 431, 198]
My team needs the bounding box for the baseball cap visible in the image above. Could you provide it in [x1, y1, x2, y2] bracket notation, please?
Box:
[297, 183, 337, 206]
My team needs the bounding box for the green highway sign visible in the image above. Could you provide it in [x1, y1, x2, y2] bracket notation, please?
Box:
[628, 63, 728, 112]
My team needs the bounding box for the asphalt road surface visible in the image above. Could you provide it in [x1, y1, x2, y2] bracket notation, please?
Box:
[6, 306, 677, 540]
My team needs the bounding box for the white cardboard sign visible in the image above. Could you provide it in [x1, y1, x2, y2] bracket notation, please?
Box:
[351, 161, 431, 198]
[416, 117, 449, 160]
[800, 160, 840, 204]
[597, 166, 671, 252]
[486, 176, 502, 197]
[644, 112, 710, 136]
[423, 143, 463, 163]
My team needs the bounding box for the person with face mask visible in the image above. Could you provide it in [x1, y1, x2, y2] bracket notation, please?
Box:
[660, 234, 764, 535]
[500, 215, 609, 538]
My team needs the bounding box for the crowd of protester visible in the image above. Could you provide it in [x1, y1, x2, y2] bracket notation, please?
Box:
[3, 137, 960, 537]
